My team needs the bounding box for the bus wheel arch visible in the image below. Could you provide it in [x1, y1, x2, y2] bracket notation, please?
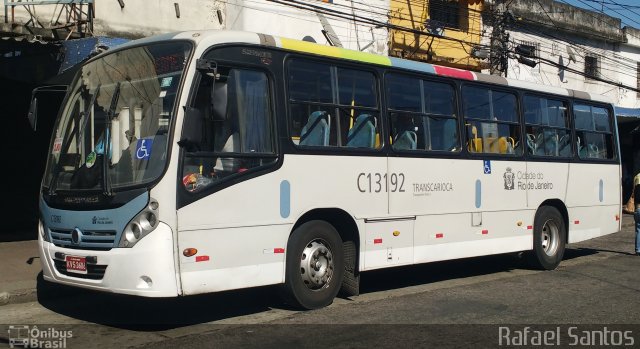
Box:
[283, 208, 360, 309]
[528, 200, 568, 270]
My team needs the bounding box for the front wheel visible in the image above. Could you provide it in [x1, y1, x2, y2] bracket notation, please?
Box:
[528, 206, 566, 270]
[282, 220, 344, 310]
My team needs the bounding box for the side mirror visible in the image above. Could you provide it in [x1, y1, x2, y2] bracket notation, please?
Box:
[27, 85, 68, 132]
[28, 96, 38, 131]
[178, 107, 203, 151]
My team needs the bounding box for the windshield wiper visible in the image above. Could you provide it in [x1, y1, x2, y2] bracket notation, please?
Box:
[78, 84, 101, 147]
[48, 85, 101, 196]
[102, 82, 121, 197]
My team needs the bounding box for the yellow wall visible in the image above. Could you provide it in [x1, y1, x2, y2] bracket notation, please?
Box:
[389, 0, 484, 71]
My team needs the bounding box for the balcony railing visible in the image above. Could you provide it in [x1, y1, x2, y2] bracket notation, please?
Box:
[4, 0, 94, 38]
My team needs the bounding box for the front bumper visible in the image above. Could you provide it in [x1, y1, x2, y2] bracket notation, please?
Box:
[39, 222, 179, 297]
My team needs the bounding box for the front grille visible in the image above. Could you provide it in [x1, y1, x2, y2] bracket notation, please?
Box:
[50, 229, 116, 251]
[53, 259, 107, 280]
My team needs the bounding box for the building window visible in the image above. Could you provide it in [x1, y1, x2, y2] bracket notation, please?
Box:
[585, 55, 599, 80]
[429, 0, 460, 29]
[518, 41, 539, 58]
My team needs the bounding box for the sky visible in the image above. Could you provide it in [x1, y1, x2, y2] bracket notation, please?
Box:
[560, 0, 640, 29]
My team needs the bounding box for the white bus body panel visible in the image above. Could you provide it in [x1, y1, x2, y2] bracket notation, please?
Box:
[177, 155, 386, 294]
[177, 154, 621, 293]
[566, 163, 621, 243]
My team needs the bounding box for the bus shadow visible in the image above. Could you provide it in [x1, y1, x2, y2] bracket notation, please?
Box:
[36, 247, 604, 330]
[356, 247, 600, 294]
[357, 253, 524, 294]
[562, 247, 600, 260]
[36, 272, 285, 331]
[565, 247, 636, 258]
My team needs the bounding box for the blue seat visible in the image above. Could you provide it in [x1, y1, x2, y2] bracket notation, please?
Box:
[346, 114, 376, 148]
[543, 130, 558, 156]
[558, 134, 571, 157]
[526, 133, 537, 155]
[393, 130, 417, 150]
[299, 111, 330, 146]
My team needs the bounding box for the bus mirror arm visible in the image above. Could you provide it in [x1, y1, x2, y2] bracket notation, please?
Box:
[196, 58, 219, 79]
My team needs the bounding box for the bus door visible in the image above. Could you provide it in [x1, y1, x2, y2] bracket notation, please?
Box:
[177, 60, 282, 294]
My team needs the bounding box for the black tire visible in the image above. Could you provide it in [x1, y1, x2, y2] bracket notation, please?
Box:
[282, 220, 344, 310]
[527, 206, 566, 270]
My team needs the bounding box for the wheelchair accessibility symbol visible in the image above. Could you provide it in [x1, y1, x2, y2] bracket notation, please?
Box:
[136, 138, 153, 160]
[483, 160, 491, 174]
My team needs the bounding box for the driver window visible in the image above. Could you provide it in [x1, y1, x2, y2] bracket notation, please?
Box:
[181, 67, 277, 193]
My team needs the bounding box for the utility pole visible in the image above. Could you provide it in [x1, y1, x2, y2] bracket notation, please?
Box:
[489, 0, 509, 76]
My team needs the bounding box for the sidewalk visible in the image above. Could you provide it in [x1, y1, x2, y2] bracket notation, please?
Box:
[0, 239, 41, 305]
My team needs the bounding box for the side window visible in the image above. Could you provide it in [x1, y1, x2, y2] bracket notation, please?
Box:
[181, 67, 277, 193]
[462, 86, 521, 155]
[288, 58, 381, 149]
[524, 95, 571, 157]
[574, 104, 615, 159]
[386, 73, 459, 152]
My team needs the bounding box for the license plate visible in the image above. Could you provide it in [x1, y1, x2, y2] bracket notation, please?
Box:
[65, 256, 87, 274]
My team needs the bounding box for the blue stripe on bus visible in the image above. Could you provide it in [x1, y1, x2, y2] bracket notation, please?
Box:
[599, 179, 604, 202]
[475, 179, 482, 208]
[389, 57, 436, 75]
[280, 180, 291, 218]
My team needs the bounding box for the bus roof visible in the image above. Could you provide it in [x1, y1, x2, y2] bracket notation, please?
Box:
[123, 29, 614, 105]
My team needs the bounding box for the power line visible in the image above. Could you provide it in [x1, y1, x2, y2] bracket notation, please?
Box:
[567, 0, 640, 29]
[266, 0, 493, 50]
[248, 0, 640, 95]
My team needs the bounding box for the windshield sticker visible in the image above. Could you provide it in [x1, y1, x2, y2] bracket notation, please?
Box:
[52, 137, 63, 154]
[136, 138, 153, 160]
[85, 151, 97, 168]
[161, 77, 173, 88]
[159, 90, 167, 98]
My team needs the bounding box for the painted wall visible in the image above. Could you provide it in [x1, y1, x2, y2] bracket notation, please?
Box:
[389, 0, 485, 71]
[503, 30, 622, 103]
[482, 0, 640, 109]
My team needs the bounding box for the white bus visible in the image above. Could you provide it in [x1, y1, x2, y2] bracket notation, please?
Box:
[37, 30, 621, 309]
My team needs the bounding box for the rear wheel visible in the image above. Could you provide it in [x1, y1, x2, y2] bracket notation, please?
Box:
[282, 220, 344, 310]
[528, 206, 566, 270]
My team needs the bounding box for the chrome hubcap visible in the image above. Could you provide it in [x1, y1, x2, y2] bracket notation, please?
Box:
[300, 239, 334, 290]
[541, 219, 560, 256]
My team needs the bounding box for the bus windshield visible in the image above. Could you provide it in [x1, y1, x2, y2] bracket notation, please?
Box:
[43, 42, 192, 193]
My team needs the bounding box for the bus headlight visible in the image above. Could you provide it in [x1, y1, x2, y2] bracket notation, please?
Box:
[119, 198, 159, 248]
[38, 218, 50, 242]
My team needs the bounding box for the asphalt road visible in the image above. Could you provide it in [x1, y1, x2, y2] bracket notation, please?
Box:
[0, 216, 638, 348]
